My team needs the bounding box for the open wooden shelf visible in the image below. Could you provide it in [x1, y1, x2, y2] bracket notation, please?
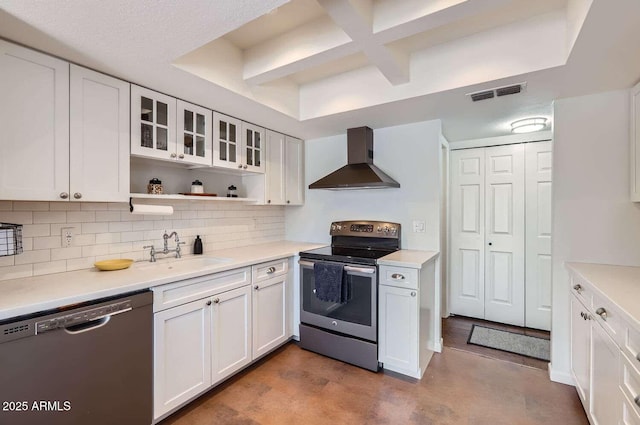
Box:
[130, 193, 258, 203]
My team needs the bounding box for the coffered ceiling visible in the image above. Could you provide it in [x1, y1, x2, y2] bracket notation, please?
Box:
[1, 0, 639, 141]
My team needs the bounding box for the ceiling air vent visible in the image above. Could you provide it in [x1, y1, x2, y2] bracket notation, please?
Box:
[470, 90, 494, 102]
[467, 82, 526, 102]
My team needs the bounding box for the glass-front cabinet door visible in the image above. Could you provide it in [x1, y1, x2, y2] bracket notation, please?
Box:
[177, 100, 212, 166]
[213, 112, 241, 170]
[242, 122, 266, 173]
[131, 85, 176, 161]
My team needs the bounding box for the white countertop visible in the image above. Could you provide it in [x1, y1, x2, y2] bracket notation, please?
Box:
[566, 262, 640, 328]
[0, 241, 325, 321]
[378, 250, 439, 268]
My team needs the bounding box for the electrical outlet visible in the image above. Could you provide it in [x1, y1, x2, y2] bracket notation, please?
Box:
[412, 220, 426, 233]
[61, 227, 74, 247]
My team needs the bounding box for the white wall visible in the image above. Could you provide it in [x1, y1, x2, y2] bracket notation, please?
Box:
[285, 120, 443, 251]
[550, 89, 640, 383]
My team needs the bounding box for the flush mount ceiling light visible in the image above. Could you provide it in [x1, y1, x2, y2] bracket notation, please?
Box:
[511, 117, 547, 133]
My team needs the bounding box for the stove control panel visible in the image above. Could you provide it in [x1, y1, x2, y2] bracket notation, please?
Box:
[330, 221, 400, 239]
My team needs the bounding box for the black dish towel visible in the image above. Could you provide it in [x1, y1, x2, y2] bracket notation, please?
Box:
[314, 262, 348, 303]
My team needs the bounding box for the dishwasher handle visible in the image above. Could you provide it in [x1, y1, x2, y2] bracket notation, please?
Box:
[63, 316, 111, 334]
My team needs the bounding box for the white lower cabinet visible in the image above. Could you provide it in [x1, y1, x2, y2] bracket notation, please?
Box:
[153, 258, 292, 422]
[154, 298, 211, 420]
[590, 320, 620, 425]
[570, 294, 591, 408]
[378, 284, 418, 375]
[211, 285, 252, 384]
[252, 259, 291, 359]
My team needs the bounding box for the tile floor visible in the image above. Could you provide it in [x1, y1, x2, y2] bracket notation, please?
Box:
[160, 341, 587, 425]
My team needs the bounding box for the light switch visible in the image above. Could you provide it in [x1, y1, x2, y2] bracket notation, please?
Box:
[412, 220, 426, 233]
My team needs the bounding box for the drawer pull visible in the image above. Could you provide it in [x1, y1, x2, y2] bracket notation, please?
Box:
[635, 395, 640, 408]
[391, 273, 405, 280]
[267, 266, 276, 274]
[573, 284, 582, 293]
[595, 307, 607, 320]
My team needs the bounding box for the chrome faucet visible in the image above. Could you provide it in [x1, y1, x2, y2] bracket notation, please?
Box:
[143, 230, 186, 262]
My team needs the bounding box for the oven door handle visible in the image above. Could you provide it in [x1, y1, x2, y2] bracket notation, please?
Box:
[298, 260, 376, 274]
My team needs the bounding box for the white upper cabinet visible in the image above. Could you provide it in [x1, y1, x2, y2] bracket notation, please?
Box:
[0, 40, 69, 201]
[631, 82, 640, 201]
[70, 65, 130, 202]
[242, 122, 266, 173]
[131, 85, 177, 161]
[177, 100, 212, 166]
[213, 112, 242, 170]
[264, 132, 304, 205]
[285, 136, 304, 205]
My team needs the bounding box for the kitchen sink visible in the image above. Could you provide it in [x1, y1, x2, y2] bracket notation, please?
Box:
[136, 256, 232, 271]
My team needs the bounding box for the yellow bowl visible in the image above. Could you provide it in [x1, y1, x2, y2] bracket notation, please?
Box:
[94, 259, 134, 271]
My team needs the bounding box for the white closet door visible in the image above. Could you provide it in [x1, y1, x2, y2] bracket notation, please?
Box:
[449, 148, 485, 320]
[484, 144, 525, 326]
[525, 141, 553, 330]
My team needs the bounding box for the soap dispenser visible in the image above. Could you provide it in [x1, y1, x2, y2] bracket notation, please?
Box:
[193, 235, 203, 255]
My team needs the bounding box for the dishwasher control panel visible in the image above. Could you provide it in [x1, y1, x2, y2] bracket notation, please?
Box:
[36, 300, 132, 333]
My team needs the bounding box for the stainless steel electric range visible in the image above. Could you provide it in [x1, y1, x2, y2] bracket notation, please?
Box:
[298, 220, 401, 371]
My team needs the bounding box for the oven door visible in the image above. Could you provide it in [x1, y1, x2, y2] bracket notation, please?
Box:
[299, 259, 377, 342]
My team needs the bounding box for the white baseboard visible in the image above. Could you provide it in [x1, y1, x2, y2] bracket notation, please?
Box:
[548, 364, 575, 386]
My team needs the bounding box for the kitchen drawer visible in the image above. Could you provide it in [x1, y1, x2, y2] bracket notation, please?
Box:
[623, 389, 640, 425]
[592, 291, 623, 345]
[252, 258, 288, 283]
[622, 352, 640, 419]
[152, 267, 250, 312]
[570, 274, 592, 309]
[380, 266, 418, 290]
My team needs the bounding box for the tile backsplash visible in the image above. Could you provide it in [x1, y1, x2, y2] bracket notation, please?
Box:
[0, 200, 285, 281]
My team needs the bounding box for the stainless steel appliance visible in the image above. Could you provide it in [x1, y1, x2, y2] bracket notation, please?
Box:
[299, 220, 400, 371]
[0, 290, 152, 425]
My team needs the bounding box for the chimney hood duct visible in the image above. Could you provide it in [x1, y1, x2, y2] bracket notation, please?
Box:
[308, 126, 400, 190]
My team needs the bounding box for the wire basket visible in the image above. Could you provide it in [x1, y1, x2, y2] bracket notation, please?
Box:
[0, 223, 23, 257]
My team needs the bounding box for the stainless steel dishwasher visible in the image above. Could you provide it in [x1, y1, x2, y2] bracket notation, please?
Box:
[0, 290, 152, 425]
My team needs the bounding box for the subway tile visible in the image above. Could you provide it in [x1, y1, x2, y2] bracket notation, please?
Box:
[67, 257, 95, 272]
[108, 242, 133, 254]
[0, 255, 15, 267]
[81, 222, 109, 234]
[0, 264, 33, 281]
[33, 236, 61, 250]
[153, 220, 172, 230]
[33, 260, 67, 276]
[82, 244, 109, 257]
[0, 211, 33, 225]
[73, 234, 96, 246]
[80, 202, 110, 211]
[14, 249, 50, 265]
[109, 221, 132, 232]
[0, 201, 12, 211]
[33, 211, 66, 224]
[121, 231, 144, 243]
[50, 202, 82, 211]
[95, 233, 121, 244]
[22, 224, 50, 237]
[13, 201, 49, 211]
[51, 247, 83, 261]
[95, 211, 121, 222]
[108, 202, 128, 211]
[66, 211, 96, 223]
[21, 237, 33, 251]
[131, 221, 154, 231]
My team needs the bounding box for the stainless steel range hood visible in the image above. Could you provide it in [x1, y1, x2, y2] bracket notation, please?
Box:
[308, 126, 400, 190]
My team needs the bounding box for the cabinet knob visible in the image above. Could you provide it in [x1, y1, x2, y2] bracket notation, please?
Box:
[213, 298, 220, 304]
[206, 300, 212, 306]
[267, 200, 271, 204]
[254, 285, 259, 290]
[238, 164, 243, 169]
[488, 242, 493, 246]
[178, 154, 184, 159]
[73, 192, 82, 199]
[287, 200, 290, 204]
[59, 192, 69, 199]
[267, 266, 276, 274]
[391, 273, 405, 280]
[595, 307, 607, 320]
[634, 395, 640, 408]
[243, 165, 248, 169]
[573, 284, 582, 293]
[635, 352, 640, 363]
[411, 291, 417, 297]
[170, 153, 177, 158]
[331, 320, 338, 326]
